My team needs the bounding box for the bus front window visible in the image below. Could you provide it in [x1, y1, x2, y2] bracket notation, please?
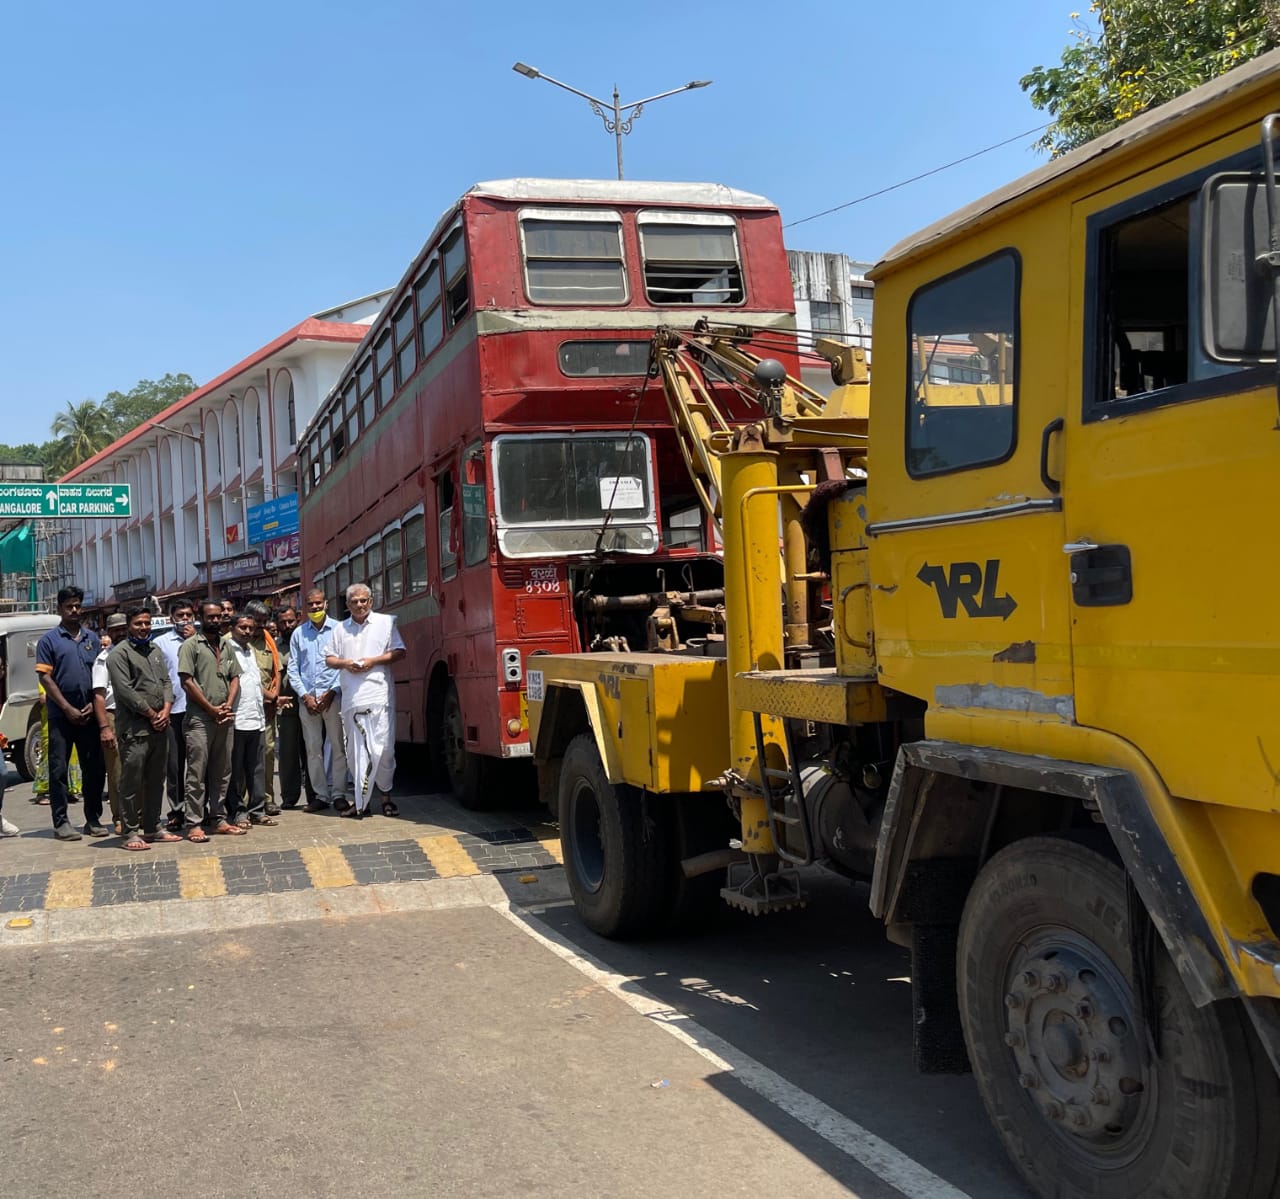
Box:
[493, 433, 658, 558]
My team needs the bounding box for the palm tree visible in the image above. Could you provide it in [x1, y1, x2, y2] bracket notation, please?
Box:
[49, 399, 113, 473]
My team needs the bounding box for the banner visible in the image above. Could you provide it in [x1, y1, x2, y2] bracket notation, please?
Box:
[247, 494, 299, 543]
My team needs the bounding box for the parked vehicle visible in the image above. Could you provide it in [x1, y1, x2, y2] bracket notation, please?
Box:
[529, 51, 1280, 1199]
[297, 178, 796, 808]
[0, 613, 59, 780]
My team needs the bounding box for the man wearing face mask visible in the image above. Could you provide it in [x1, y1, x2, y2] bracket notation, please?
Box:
[106, 607, 179, 850]
[288, 589, 348, 813]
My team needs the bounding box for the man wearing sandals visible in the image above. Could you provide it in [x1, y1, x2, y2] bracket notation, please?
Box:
[178, 601, 246, 841]
[326, 583, 406, 818]
[105, 607, 180, 850]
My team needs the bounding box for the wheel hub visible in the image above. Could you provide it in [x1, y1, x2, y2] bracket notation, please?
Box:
[1003, 943, 1149, 1143]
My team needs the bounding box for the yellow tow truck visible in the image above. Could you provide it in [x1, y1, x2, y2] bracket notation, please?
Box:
[529, 51, 1280, 1199]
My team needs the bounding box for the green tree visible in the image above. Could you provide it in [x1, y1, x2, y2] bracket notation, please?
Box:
[100, 372, 196, 439]
[1022, 1, 1279, 157]
[49, 398, 114, 473]
[0, 442, 48, 466]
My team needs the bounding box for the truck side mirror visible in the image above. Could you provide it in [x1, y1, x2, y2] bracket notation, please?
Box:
[1200, 171, 1275, 363]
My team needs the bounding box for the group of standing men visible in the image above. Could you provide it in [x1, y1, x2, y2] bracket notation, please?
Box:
[27, 582, 406, 850]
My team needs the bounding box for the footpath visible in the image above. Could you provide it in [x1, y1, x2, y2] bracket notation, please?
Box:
[0, 768, 567, 943]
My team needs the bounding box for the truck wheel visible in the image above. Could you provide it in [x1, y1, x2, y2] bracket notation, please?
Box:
[957, 836, 1280, 1199]
[558, 733, 668, 939]
[440, 683, 492, 810]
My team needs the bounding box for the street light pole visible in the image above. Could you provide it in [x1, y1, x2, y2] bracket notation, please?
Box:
[512, 63, 711, 180]
[151, 420, 215, 601]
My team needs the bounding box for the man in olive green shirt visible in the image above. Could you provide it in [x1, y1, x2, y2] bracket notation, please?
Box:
[178, 601, 245, 841]
[105, 607, 178, 850]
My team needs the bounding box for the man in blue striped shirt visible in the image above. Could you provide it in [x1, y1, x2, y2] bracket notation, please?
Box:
[286, 589, 348, 812]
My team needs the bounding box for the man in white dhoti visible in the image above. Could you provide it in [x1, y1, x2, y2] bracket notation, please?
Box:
[325, 583, 407, 818]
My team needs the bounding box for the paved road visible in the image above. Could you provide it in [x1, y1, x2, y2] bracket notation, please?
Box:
[0, 766, 1033, 1198]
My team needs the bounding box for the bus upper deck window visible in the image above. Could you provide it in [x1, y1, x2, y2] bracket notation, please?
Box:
[520, 211, 626, 305]
[638, 212, 743, 305]
[442, 229, 470, 327]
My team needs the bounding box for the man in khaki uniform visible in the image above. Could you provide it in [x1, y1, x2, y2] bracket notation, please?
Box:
[105, 608, 179, 850]
[178, 601, 245, 841]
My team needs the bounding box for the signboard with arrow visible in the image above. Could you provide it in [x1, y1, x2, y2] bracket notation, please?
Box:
[0, 483, 131, 519]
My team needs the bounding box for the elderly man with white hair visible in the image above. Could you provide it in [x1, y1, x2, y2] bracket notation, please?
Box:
[325, 582, 407, 817]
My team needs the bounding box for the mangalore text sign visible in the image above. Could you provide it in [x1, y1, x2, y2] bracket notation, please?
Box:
[0, 483, 132, 518]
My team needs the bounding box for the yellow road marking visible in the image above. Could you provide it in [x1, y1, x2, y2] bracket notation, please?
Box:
[45, 868, 94, 910]
[178, 856, 226, 899]
[419, 834, 480, 878]
[300, 845, 356, 889]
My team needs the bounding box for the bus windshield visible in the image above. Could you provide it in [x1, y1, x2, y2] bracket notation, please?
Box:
[493, 433, 657, 557]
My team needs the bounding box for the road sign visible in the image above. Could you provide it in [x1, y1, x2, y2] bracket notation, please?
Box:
[0, 483, 132, 519]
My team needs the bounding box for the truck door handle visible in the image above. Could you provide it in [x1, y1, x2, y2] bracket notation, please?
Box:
[1040, 418, 1064, 494]
[1062, 540, 1099, 553]
[1068, 543, 1133, 607]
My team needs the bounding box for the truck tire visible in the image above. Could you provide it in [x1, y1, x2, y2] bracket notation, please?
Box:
[558, 732, 668, 939]
[439, 683, 492, 810]
[957, 836, 1280, 1199]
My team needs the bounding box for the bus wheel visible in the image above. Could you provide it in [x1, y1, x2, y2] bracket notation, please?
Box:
[440, 683, 490, 810]
[558, 733, 668, 939]
[957, 836, 1280, 1199]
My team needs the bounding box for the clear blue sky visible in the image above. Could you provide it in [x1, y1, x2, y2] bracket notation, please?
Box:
[0, 0, 1076, 445]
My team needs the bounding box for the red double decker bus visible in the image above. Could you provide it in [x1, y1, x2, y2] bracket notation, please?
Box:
[298, 179, 797, 806]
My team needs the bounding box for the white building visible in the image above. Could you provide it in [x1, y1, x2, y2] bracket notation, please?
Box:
[788, 249, 874, 395]
[63, 293, 389, 616]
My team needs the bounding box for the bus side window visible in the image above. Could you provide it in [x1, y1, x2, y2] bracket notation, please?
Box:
[403, 514, 427, 595]
[664, 504, 705, 550]
[438, 472, 458, 581]
[442, 228, 470, 328]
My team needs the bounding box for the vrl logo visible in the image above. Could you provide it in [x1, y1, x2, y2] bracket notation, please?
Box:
[916, 559, 1018, 620]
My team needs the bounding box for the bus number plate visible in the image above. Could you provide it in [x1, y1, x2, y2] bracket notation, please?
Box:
[525, 566, 562, 595]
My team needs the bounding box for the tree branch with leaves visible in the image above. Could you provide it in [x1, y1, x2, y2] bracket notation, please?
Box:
[1022, 1, 1279, 158]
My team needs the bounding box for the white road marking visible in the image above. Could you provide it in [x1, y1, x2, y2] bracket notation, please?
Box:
[495, 902, 974, 1199]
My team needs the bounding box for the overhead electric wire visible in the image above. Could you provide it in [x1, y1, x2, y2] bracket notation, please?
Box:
[784, 43, 1259, 231]
[784, 124, 1049, 230]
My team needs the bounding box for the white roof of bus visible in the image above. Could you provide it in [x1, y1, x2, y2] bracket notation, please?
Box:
[467, 178, 775, 208]
[874, 46, 1280, 275]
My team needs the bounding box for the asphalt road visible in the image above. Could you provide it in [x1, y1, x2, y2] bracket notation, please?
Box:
[0, 770, 1034, 1198]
